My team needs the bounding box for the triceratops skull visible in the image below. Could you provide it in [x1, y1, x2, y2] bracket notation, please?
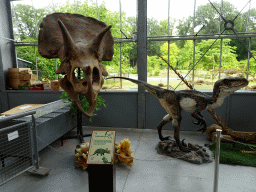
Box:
[38, 13, 114, 117]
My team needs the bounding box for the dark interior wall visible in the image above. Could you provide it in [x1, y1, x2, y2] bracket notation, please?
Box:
[0, 0, 17, 113]
[6, 90, 256, 132]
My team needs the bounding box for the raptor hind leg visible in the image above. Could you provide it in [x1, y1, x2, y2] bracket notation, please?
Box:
[157, 114, 172, 141]
[173, 118, 191, 153]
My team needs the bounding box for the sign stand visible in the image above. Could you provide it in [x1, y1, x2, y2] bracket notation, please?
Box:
[88, 164, 116, 192]
[87, 130, 116, 192]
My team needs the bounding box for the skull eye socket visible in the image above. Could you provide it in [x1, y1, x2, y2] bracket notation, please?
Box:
[74, 68, 85, 79]
[93, 67, 99, 83]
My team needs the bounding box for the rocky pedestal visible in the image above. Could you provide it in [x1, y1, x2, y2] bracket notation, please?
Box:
[156, 140, 212, 164]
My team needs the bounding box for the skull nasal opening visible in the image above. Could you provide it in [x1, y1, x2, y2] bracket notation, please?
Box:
[93, 67, 100, 83]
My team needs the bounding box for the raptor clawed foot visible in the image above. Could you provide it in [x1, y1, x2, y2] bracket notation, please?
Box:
[192, 118, 206, 126]
[197, 124, 207, 133]
[178, 144, 191, 153]
[160, 136, 172, 141]
[175, 139, 190, 152]
[181, 139, 187, 147]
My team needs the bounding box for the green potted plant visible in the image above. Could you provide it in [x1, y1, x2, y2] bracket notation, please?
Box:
[60, 92, 106, 122]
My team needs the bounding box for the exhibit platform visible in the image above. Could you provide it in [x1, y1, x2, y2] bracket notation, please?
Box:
[0, 126, 255, 192]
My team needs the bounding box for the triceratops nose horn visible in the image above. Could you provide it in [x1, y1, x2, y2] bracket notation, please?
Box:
[84, 66, 92, 74]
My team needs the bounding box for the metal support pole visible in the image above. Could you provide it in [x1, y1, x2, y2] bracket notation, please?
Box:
[218, 1, 223, 80]
[245, 1, 251, 81]
[247, 37, 251, 79]
[119, 0, 122, 88]
[137, 0, 147, 129]
[34, 46, 38, 80]
[96, 0, 99, 20]
[11, 2, 21, 41]
[52, 0, 55, 12]
[27, 112, 51, 176]
[31, 0, 39, 36]
[218, 0, 223, 33]
[119, 43, 122, 88]
[245, 0, 251, 33]
[213, 129, 222, 192]
[74, 0, 77, 13]
[31, 115, 40, 169]
[192, 39, 196, 83]
[167, 0, 170, 89]
[55, 58, 58, 79]
[219, 38, 223, 79]
[192, 0, 196, 84]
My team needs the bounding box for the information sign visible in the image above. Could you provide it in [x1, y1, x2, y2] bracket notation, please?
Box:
[87, 130, 116, 165]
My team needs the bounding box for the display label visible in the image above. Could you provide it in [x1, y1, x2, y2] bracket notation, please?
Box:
[19, 105, 32, 110]
[8, 131, 19, 141]
[87, 130, 116, 165]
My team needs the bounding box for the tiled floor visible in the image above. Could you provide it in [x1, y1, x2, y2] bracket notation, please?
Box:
[1, 127, 256, 192]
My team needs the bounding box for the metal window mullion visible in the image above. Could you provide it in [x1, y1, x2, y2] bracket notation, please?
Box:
[192, 39, 196, 84]
[31, 0, 39, 37]
[246, 2, 251, 81]
[74, 0, 77, 13]
[245, 0, 251, 33]
[119, 0, 122, 88]
[52, 0, 55, 12]
[218, 0, 223, 80]
[247, 37, 251, 79]
[219, 38, 223, 79]
[137, 0, 147, 129]
[52, 0, 57, 80]
[55, 59, 58, 79]
[96, 0, 99, 20]
[167, 0, 170, 89]
[11, 2, 21, 41]
[34, 46, 38, 80]
[192, 0, 196, 84]
[218, 0, 223, 33]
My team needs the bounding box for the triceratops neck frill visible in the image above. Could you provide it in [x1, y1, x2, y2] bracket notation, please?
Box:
[90, 25, 112, 55]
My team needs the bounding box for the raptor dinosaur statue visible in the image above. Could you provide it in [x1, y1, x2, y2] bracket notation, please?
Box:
[108, 76, 248, 152]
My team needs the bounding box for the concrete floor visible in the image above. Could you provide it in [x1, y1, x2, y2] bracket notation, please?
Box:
[1, 126, 256, 192]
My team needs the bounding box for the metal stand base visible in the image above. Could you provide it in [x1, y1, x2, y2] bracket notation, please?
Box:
[60, 130, 91, 146]
[27, 167, 51, 176]
[60, 109, 91, 146]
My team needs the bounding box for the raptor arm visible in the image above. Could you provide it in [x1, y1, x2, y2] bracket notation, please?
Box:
[191, 111, 207, 133]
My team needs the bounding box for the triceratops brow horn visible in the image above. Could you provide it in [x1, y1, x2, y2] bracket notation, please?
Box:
[57, 20, 78, 59]
[90, 25, 112, 58]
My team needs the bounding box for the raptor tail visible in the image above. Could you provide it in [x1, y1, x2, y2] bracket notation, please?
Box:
[107, 77, 164, 97]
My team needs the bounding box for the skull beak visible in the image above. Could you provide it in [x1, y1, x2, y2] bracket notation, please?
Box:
[73, 99, 95, 117]
[59, 76, 96, 118]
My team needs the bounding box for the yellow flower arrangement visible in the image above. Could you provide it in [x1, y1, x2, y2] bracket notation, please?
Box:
[74, 142, 90, 170]
[115, 138, 135, 166]
[74, 138, 135, 170]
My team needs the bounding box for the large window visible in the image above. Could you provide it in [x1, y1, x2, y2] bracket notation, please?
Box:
[11, 0, 256, 90]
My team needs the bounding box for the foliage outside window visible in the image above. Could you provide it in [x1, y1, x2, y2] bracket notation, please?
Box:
[13, 1, 256, 89]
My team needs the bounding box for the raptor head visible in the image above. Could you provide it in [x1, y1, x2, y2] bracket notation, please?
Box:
[214, 77, 248, 94]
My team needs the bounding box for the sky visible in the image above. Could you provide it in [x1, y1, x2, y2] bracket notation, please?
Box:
[12, 0, 255, 22]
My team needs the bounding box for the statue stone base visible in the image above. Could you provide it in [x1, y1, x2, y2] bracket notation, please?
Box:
[155, 140, 212, 164]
